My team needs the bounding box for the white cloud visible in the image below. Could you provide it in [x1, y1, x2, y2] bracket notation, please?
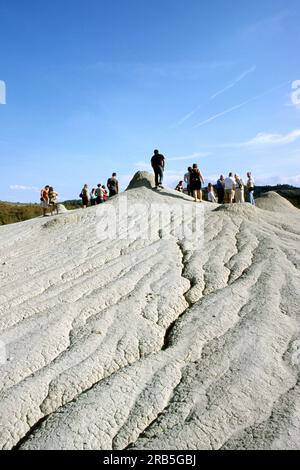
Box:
[203, 130, 300, 150]
[10, 185, 39, 192]
[116, 174, 134, 191]
[255, 174, 300, 187]
[164, 171, 187, 188]
[134, 161, 152, 171]
[169, 152, 210, 162]
[246, 130, 300, 146]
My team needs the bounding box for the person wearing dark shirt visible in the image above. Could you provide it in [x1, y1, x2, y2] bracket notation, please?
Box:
[151, 149, 165, 189]
[216, 175, 225, 204]
[107, 173, 119, 197]
[190, 164, 204, 202]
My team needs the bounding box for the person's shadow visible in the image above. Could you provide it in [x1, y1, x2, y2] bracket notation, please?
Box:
[152, 188, 194, 202]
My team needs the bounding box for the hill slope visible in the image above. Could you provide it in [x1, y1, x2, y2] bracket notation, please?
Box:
[0, 174, 300, 450]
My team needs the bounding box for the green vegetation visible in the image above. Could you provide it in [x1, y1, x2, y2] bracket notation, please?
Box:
[0, 200, 82, 226]
[63, 200, 82, 210]
[0, 202, 43, 226]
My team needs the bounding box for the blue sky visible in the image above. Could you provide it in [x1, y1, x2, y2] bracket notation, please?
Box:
[0, 0, 300, 202]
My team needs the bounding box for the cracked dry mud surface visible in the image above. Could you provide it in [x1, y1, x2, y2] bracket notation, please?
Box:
[0, 175, 300, 450]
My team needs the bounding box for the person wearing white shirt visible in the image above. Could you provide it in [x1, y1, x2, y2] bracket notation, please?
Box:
[184, 167, 192, 196]
[207, 183, 217, 203]
[224, 173, 236, 204]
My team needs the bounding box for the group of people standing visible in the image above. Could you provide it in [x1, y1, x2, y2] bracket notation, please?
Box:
[79, 173, 119, 209]
[41, 151, 256, 217]
[40, 173, 120, 216]
[40, 186, 59, 217]
[152, 149, 256, 205]
[215, 172, 255, 205]
[179, 170, 255, 205]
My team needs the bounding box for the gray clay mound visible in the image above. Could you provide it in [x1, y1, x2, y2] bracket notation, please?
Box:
[255, 191, 296, 213]
[126, 171, 155, 190]
[57, 204, 68, 214]
[0, 179, 299, 451]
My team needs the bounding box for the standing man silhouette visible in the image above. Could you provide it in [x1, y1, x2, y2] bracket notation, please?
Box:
[107, 173, 119, 197]
[151, 149, 165, 189]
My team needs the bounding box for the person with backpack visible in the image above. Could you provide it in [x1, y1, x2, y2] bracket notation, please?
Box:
[40, 185, 50, 217]
[107, 173, 119, 197]
[80, 184, 90, 209]
[49, 187, 59, 216]
[95, 184, 104, 204]
[189, 164, 204, 202]
[151, 149, 165, 189]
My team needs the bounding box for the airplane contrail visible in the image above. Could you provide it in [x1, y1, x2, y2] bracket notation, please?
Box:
[193, 80, 292, 129]
[173, 65, 257, 127]
[210, 65, 257, 100]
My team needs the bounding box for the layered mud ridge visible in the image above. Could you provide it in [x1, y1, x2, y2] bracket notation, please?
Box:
[0, 173, 299, 450]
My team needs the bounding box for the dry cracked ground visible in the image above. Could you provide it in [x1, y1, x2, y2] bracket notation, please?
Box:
[0, 172, 300, 450]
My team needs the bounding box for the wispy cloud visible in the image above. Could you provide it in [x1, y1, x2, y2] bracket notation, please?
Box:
[10, 185, 39, 192]
[169, 152, 210, 162]
[240, 11, 289, 38]
[246, 130, 300, 146]
[255, 174, 300, 187]
[134, 161, 152, 171]
[211, 129, 300, 149]
[89, 61, 232, 81]
[193, 100, 254, 129]
[210, 65, 256, 100]
[193, 80, 292, 129]
[173, 65, 256, 127]
[172, 106, 202, 127]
